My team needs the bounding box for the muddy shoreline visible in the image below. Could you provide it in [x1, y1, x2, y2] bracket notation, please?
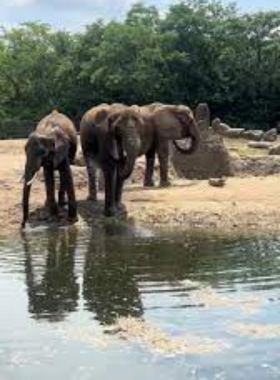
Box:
[1, 139, 280, 240]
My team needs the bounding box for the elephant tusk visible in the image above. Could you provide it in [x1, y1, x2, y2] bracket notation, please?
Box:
[19, 174, 25, 183]
[26, 173, 37, 187]
[174, 137, 192, 149]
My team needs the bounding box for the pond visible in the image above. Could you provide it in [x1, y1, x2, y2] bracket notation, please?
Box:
[0, 225, 280, 379]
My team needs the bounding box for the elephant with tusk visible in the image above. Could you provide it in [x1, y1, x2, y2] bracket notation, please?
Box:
[22, 110, 78, 228]
[132, 103, 200, 187]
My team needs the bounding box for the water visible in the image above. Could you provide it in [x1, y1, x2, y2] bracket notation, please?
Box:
[0, 226, 280, 379]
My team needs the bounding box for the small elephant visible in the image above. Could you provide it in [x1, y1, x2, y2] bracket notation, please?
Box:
[134, 103, 200, 187]
[22, 110, 78, 228]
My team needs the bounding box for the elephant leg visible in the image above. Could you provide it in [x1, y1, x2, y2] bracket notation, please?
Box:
[85, 155, 98, 202]
[58, 169, 67, 207]
[115, 174, 125, 209]
[43, 165, 58, 216]
[158, 140, 171, 187]
[144, 145, 156, 187]
[103, 161, 116, 217]
[59, 161, 78, 222]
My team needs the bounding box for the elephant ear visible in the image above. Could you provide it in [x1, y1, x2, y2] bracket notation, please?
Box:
[95, 109, 110, 129]
[108, 111, 122, 134]
[38, 135, 56, 156]
[173, 106, 195, 127]
[153, 107, 183, 139]
[53, 129, 70, 167]
[106, 111, 122, 161]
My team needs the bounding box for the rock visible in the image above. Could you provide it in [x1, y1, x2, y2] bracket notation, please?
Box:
[208, 178, 226, 187]
[269, 144, 280, 155]
[242, 130, 264, 141]
[263, 128, 277, 142]
[212, 118, 230, 134]
[248, 141, 272, 150]
[195, 103, 210, 126]
[212, 118, 244, 138]
[172, 104, 233, 180]
[231, 155, 280, 176]
[197, 119, 210, 133]
[224, 128, 245, 138]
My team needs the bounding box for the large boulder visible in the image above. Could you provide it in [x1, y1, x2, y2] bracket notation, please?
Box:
[269, 144, 280, 155]
[195, 103, 210, 126]
[212, 118, 230, 134]
[242, 130, 264, 141]
[212, 118, 244, 138]
[248, 141, 272, 150]
[224, 128, 245, 138]
[263, 128, 277, 142]
[172, 103, 232, 179]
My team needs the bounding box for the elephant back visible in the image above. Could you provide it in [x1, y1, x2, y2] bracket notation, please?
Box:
[36, 111, 78, 164]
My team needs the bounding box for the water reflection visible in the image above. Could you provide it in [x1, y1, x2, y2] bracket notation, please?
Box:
[1, 229, 280, 379]
[23, 229, 79, 322]
[19, 227, 280, 324]
[83, 230, 143, 325]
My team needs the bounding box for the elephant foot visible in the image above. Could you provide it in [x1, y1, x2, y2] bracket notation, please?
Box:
[159, 180, 171, 188]
[144, 180, 155, 188]
[49, 203, 59, 216]
[116, 203, 126, 214]
[104, 207, 116, 217]
[67, 214, 78, 224]
[47, 214, 61, 223]
[87, 194, 97, 202]
[68, 205, 78, 218]
[58, 199, 67, 208]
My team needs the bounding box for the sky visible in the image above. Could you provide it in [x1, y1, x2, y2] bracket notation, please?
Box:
[0, 0, 280, 31]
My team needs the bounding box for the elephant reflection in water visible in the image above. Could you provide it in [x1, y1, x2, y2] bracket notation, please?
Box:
[83, 228, 143, 326]
[23, 229, 79, 322]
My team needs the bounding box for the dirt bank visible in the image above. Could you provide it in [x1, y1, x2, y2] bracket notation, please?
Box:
[1, 139, 280, 238]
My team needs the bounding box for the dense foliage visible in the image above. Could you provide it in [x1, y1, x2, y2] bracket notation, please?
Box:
[1, 0, 280, 131]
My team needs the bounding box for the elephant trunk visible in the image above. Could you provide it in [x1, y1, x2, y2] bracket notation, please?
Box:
[118, 126, 141, 180]
[173, 121, 200, 155]
[21, 158, 41, 228]
[22, 183, 31, 229]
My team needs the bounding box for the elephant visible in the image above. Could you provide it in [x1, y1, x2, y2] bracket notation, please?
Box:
[83, 229, 143, 325]
[23, 228, 79, 322]
[80, 104, 142, 216]
[132, 103, 200, 187]
[22, 110, 78, 228]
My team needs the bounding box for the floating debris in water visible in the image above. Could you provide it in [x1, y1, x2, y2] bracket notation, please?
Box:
[58, 326, 112, 350]
[189, 286, 261, 314]
[106, 317, 230, 356]
[228, 323, 280, 339]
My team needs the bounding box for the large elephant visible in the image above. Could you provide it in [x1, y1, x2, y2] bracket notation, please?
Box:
[22, 110, 78, 228]
[80, 104, 142, 216]
[135, 103, 200, 187]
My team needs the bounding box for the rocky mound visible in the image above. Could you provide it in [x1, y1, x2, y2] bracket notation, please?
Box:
[172, 104, 232, 180]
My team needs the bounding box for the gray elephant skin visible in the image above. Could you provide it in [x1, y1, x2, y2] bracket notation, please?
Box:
[22, 110, 78, 228]
[80, 103, 199, 217]
[80, 104, 142, 216]
[134, 103, 200, 187]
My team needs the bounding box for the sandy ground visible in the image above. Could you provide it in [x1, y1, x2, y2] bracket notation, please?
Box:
[1, 139, 280, 238]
